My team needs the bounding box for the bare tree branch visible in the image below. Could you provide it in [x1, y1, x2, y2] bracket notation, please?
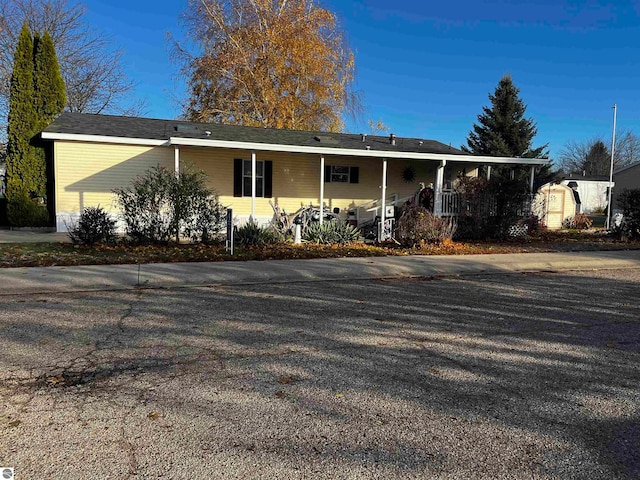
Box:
[557, 131, 640, 175]
[0, 0, 145, 135]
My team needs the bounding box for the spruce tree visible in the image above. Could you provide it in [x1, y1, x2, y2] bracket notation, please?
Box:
[462, 75, 550, 184]
[582, 141, 610, 176]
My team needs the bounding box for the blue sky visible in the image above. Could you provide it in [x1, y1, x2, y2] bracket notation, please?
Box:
[82, 0, 640, 163]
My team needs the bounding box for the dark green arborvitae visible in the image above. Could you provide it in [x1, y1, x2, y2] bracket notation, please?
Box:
[34, 31, 66, 129]
[6, 26, 66, 226]
[6, 23, 45, 226]
[462, 75, 551, 184]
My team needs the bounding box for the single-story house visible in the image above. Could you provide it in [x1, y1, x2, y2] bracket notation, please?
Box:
[612, 161, 640, 212]
[560, 174, 612, 214]
[40, 113, 549, 232]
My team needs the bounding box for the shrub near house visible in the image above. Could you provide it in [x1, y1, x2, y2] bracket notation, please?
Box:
[616, 188, 640, 239]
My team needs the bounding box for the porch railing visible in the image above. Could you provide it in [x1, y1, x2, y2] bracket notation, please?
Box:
[352, 191, 534, 223]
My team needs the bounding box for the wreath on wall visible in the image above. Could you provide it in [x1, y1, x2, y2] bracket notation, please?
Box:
[401, 165, 416, 183]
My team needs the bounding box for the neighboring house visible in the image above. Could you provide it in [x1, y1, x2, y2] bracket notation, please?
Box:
[535, 182, 577, 229]
[40, 113, 549, 232]
[560, 174, 611, 214]
[612, 161, 640, 213]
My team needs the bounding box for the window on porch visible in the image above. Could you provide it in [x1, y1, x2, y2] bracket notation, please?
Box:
[324, 165, 359, 184]
[233, 158, 273, 198]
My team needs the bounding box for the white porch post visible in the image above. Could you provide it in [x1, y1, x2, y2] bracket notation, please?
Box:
[251, 151, 257, 221]
[487, 165, 492, 180]
[174, 147, 180, 177]
[320, 155, 325, 225]
[529, 165, 536, 193]
[380, 159, 388, 235]
[434, 160, 446, 216]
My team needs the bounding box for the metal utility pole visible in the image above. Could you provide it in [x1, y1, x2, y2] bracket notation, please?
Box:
[606, 104, 617, 230]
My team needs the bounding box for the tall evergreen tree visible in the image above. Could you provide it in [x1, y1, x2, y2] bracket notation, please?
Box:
[5, 23, 43, 225]
[34, 31, 66, 128]
[462, 75, 550, 184]
[5, 24, 65, 226]
[582, 140, 610, 176]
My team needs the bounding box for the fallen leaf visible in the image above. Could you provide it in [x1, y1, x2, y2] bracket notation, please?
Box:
[335, 393, 344, 398]
[275, 391, 286, 399]
[47, 375, 64, 385]
[277, 376, 294, 385]
[148, 411, 160, 420]
[8, 420, 21, 428]
[428, 367, 440, 375]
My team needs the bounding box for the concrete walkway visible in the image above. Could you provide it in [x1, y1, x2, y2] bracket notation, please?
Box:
[2, 250, 640, 295]
[0, 229, 69, 243]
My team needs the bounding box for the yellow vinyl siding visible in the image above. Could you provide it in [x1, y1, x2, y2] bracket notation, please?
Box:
[55, 141, 173, 213]
[55, 141, 460, 219]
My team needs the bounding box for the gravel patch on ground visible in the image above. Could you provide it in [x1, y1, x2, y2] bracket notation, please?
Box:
[0, 268, 639, 479]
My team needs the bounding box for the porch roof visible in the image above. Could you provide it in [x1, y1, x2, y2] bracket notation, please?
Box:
[42, 112, 549, 166]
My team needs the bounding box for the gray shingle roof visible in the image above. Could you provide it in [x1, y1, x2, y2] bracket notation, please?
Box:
[43, 112, 467, 156]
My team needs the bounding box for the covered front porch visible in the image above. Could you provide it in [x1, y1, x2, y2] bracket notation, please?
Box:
[170, 138, 546, 229]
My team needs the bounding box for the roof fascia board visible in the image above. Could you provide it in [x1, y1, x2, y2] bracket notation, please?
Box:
[41, 132, 168, 147]
[169, 137, 549, 165]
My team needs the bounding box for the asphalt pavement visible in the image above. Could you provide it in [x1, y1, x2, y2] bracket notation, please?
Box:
[1, 253, 639, 479]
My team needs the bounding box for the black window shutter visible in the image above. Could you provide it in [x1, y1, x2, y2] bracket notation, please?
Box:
[233, 159, 243, 197]
[350, 166, 360, 184]
[264, 161, 273, 198]
[324, 165, 331, 183]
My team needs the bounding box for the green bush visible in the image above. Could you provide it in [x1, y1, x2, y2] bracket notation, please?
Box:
[303, 220, 361, 245]
[234, 220, 280, 247]
[454, 176, 531, 240]
[395, 205, 457, 247]
[616, 188, 640, 239]
[113, 165, 225, 244]
[7, 192, 48, 227]
[67, 206, 116, 245]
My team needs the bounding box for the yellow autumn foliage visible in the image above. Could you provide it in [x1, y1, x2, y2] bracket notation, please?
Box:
[178, 0, 359, 132]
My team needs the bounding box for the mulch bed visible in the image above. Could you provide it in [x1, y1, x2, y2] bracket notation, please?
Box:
[1, 230, 638, 269]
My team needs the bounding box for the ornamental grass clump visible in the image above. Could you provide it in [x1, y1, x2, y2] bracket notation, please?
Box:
[562, 213, 593, 230]
[234, 220, 281, 247]
[395, 205, 457, 248]
[303, 221, 361, 245]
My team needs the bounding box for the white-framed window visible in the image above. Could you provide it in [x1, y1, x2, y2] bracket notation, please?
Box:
[243, 159, 264, 197]
[234, 158, 273, 198]
[325, 165, 359, 183]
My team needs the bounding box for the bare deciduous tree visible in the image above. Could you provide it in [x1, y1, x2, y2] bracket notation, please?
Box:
[0, 0, 144, 128]
[557, 130, 640, 175]
[172, 0, 360, 132]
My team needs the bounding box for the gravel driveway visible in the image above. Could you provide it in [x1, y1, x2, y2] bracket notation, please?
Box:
[1, 268, 639, 479]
